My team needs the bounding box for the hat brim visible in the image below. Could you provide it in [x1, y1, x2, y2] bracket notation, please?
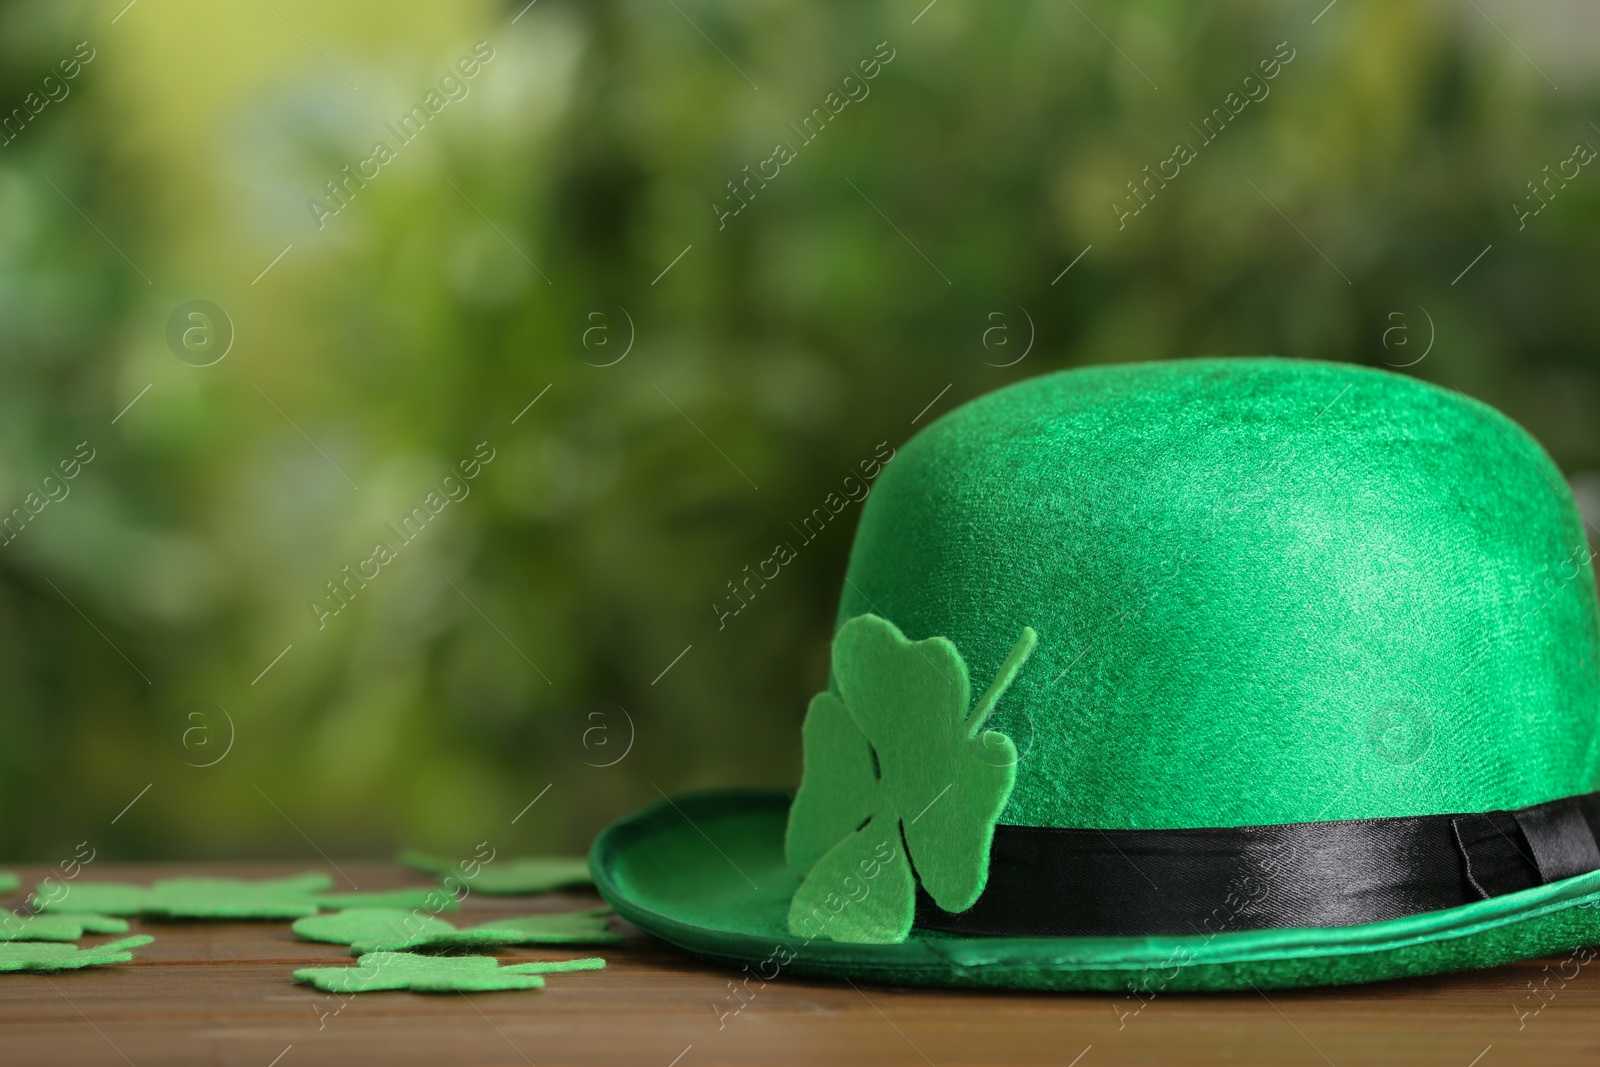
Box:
[590, 789, 1600, 991]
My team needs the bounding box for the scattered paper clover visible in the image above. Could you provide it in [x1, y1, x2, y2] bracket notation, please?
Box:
[294, 906, 621, 954]
[36, 873, 456, 920]
[783, 613, 1035, 944]
[0, 935, 152, 973]
[293, 951, 606, 993]
[0, 913, 129, 942]
[399, 850, 593, 895]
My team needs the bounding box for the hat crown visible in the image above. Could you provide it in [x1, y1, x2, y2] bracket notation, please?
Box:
[840, 359, 1600, 829]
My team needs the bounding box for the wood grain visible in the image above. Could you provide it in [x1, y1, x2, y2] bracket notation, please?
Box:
[0, 862, 1594, 1066]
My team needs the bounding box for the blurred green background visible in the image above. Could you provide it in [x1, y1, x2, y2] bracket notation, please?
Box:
[1, 0, 1597, 861]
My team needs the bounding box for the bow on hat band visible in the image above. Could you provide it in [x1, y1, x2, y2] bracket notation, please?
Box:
[915, 791, 1600, 938]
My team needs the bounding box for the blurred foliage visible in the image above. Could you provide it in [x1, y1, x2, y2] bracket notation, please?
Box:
[0, 0, 1597, 860]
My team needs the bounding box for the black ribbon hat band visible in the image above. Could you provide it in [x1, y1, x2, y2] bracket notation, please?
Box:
[914, 791, 1600, 938]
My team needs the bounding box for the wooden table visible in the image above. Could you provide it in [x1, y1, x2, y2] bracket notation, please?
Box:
[0, 862, 1595, 1066]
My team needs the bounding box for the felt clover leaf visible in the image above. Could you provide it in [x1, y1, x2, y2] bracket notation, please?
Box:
[0, 872, 18, 894]
[316, 887, 463, 912]
[0, 935, 152, 973]
[784, 614, 1036, 944]
[294, 907, 457, 947]
[399, 850, 593, 895]
[293, 951, 606, 993]
[0, 913, 129, 942]
[38, 874, 455, 920]
[293, 906, 623, 953]
[437, 910, 621, 950]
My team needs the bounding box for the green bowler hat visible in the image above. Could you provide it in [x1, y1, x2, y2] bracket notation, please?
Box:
[591, 358, 1600, 990]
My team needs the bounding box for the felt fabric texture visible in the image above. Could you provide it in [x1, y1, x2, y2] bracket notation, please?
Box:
[399, 850, 593, 895]
[364, 910, 621, 952]
[293, 906, 623, 953]
[0, 913, 129, 942]
[839, 359, 1600, 830]
[782, 694, 879, 875]
[316, 888, 460, 912]
[293, 951, 606, 993]
[593, 789, 1600, 990]
[39, 874, 454, 919]
[294, 908, 456, 946]
[0, 935, 152, 973]
[784, 614, 1028, 943]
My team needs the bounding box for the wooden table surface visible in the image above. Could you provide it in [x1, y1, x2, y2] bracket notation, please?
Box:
[0, 861, 1595, 1067]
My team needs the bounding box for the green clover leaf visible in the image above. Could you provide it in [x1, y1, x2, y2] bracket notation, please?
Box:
[784, 613, 1035, 944]
[294, 907, 457, 948]
[36, 874, 454, 920]
[0, 935, 153, 973]
[397, 851, 593, 895]
[293, 906, 622, 953]
[293, 951, 605, 993]
[0, 913, 128, 942]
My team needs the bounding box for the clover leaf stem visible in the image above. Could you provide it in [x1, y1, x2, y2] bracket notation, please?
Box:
[968, 627, 1039, 735]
